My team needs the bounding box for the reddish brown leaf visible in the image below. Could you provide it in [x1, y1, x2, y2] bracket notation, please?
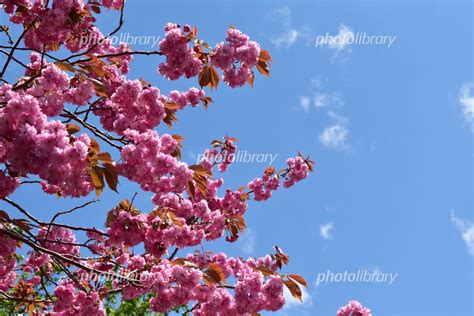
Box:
[14, 219, 31, 231]
[259, 49, 272, 62]
[54, 61, 76, 72]
[198, 66, 211, 87]
[209, 66, 220, 89]
[189, 164, 213, 177]
[289, 274, 308, 288]
[91, 5, 101, 14]
[66, 123, 81, 135]
[0, 210, 10, 221]
[247, 72, 255, 87]
[164, 101, 181, 110]
[188, 181, 196, 201]
[265, 167, 275, 174]
[203, 263, 226, 285]
[256, 60, 270, 77]
[253, 265, 276, 277]
[89, 166, 104, 198]
[96, 152, 112, 162]
[284, 279, 303, 302]
[170, 258, 198, 268]
[103, 162, 119, 192]
[172, 134, 185, 144]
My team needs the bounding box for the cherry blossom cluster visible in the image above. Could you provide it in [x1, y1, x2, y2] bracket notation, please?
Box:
[199, 140, 238, 173]
[3, 0, 97, 52]
[186, 252, 284, 314]
[27, 62, 95, 116]
[248, 156, 310, 201]
[56, 251, 286, 315]
[0, 85, 93, 197]
[53, 283, 105, 316]
[118, 129, 192, 196]
[211, 28, 261, 87]
[94, 80, 166, 135]
[0, 173, 20, 200]
[248, 171, 280, 201]
[337, 300, 372, 316]
[158, 23, 203, 80]
[283, 156, 310, 188]
[101, 0, 124, 10]
[168, 87, 205, 110]
[37, 226, 80, 257]
[0, 224, 17, 292]
[107, 152, 309, 256]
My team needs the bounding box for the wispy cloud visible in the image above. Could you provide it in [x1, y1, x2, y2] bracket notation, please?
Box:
[298, 78, 344, 112]
[459, 82, 474, 130]
[300, 96, 311, 113]
[320, 222, 335, 240]
[241, 228, 256, 255]
[319, 112, 349, 150]
[270, 6, 309, 48]
[313, 92, 343, 108]
[318, 24, 354, 62]
[451, 210, 474, 255]
[283, 286, 312, 310]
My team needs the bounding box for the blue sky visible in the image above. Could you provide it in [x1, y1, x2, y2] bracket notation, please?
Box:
[4, 0, 474, 315]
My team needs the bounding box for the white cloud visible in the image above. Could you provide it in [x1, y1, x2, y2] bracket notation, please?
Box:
[319, 125, 348, 149]
[300, 96, 311, 112]
[283, 286, 312, 310]
[272, 29, 301, 48]
[459, 82, 474, 130]
[320, 222, 335, 240]
[328, 24, 355, 51]
[241, 228, 256, 255]
[270, 6, 308, 48]
[299, 77, 343, 112]
[319, 112, 349, 150]
[451, 210, 474, 255]
[317, 24, 354, 62]
[313, 92, 343, 108]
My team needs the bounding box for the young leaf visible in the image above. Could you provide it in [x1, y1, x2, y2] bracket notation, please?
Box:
[103, 162, 119, 192]
[256, 60, 270, 77]
[54, 61, 76, 72]
[96, 152, 112, 162]
[209, 66, 220, 89]
[284, 279, 303, 302]
[89, 166, 104, 198]
[198, 66, 212, 87]
[66, 123, 81, 135]
[259, 49, 272, 62]
[289, 274, 308, 288]
[188, 181, 196, 201]
[189, 164, 213, 177]
[203, 263, 226, 285]
[0, 210, 10, 221]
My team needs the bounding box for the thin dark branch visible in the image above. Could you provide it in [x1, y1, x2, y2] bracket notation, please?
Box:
[0, 49, 34, 70]
[0, 17, 38, 79]
[70, 50, 163, 65]
[62, 109, 125, 150]
[169, 247, 179, 261]
[2, 198, 108, 236]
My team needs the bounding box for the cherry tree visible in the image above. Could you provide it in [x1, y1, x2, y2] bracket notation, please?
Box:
[0, 0, 370, 315]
